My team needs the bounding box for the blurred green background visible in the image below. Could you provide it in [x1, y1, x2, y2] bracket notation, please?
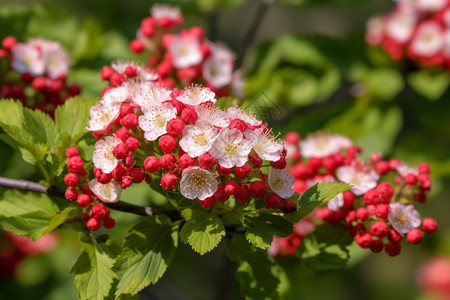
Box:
[1, 0, 449, 299]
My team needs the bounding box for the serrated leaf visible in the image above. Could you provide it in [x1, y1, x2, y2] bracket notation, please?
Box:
[226, 234, 288, 300]
[180, 208, 226, 255]
[54, 96, 98, 143]
[114, 216, 178, 297]
[71, 234, 117, 300]
[285, 182, 351, 223]
[245, 214, 293, 249]
[299, 223, 353, 271]
[0, 190, 60, 240]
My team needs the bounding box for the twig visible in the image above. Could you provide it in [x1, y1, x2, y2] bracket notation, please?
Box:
[236, 0, 274, 68]
[0, 176, 179, 219]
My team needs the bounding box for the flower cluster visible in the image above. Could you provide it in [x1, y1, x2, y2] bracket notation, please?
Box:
[269, 131, 437, 257]
[416, 256, 450, 300]
[0, 36, 81, 116]
[366, 0, 450, 68]
[63, 62, 296, 230]
[129, 4, 243, 97]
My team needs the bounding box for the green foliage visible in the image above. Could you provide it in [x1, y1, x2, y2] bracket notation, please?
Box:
[0, 190, 63, 240]
[180, 208, 226, 255]
[114, 215, 179, 297]
[298, 223, 353, 271]
[245, 213, 293, 249]
[408, 69, 450, 101]
[362, 68, 404, 101]
[71, 233, 117, 300]
[285, 182, 351, 223]
[227, 234, 289, 300]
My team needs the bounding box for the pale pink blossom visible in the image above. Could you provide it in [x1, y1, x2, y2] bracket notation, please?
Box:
[102, 86, 129, 105]
[92, 136, 122, 174]
[336, 161, 379, 196]
[195, 103, 230, 128]
[300, 133, 352, 158]
[245, 128, 283, 162]
[409, 21, 444, 57]
[151, 4, 182, 23]
[176, 85, 216, 106]
[28, 38, 70, 79]
[179, 121, 219, 157]
[11, 43, 45, 75]
[86, 102, 121, 132]
[180, 167, 218, 200]
[388, 202, 421, 235]
[111, 60, 158, 82]
[89, 179, 122, 203]
[169, 35, 202, 69]
[396, 163, 418, 177]
[385, 10, 416, 43]
[268, 168, 295, 199]
[415, 0, 447, 12]
[226, 106, 262, 126]
[133, 83, 172, 108]
[209, 128, 253, 168]
[138, 102, 177, 141]
[202, 43, 234, 88]
[327, 193, 344, 211]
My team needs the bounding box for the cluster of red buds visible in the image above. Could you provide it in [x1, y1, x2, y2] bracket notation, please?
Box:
[64, 147, 116, 231]
[366, 0, 450, 68]
[0, 231, 58, 279]
[63, 60, 296, 230]
[416, 255, 450, 299]
[0, 36, 81, 116]
[269, 131, 437, 257]
[128, 4, 243, 97]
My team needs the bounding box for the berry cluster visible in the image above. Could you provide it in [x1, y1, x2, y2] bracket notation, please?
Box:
[129, 4, 243, 97]
[269, 131, 437, 257]
[64, 147, 117, 231]
[63, 61, 296, 230]
[416, 256, 450, 299]
[366, 0, 450, 68]
[0, 36, 81, 116]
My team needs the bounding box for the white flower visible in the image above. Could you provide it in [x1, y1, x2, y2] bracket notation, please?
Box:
[86, 102, 121, 132]
[169, 35, 202, 69]
[415, 0, 446, 12]
[89, 179, 122, 203]
[28, 38, 70, 79]
[176, 85, 216, 106]
[300, 133, 352, 158]
[388, 203, 421, 235]
[268, 168, 295, 199]
[151, 4, 182, 22]
[195, 103, 230, 128]
[138, 102, 177, 141]
[245, 128, 283, 162]
[409, 21, 444, 57]
[92, 136, 122, 174]
[102, 86, 129, 105]
[202, 43, 234, 88]
[226, 106, 262, 126]
[111, 60, 158, 82]
[133, 83, 172, 108]
[179, 121, 219, 157]
[11, 43, 45, 75]
[395, 163, 418, 177]
[327, 193, 344, 211]
[180, 167, 218, 200]
[209, 128, 253, 168]
[385, 11, 416, 43]
[336, 161, 379, 196]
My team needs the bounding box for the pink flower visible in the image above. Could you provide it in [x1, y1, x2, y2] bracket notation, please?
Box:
[388, 202, 421, 235]
[336, 161, 379, 196]
[209, 127, 253, 168]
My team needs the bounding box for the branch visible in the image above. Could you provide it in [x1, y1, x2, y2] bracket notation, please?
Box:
[0, 176, 179, 219]
[236, 0, 274, 68]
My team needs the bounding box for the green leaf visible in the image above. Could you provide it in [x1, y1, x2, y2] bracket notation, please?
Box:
[0, 190, 60, 240]
[299, 223, 353, 271]
[114, 216, 178, 297]
[408, 70, 450, 101]
[285, 182, 351, 223]
[363, 68, 404, 101]
[180, 208, 226, 255]
[71, 234, 117, 300]
[226, 234, 288, 300]
[54, 96, 98, 143]
[245, 213, 293, 249]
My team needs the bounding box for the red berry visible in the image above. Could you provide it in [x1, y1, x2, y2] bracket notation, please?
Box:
[179, 154, 196, 169]
[385, 241, 402, 256]
[270, 157, 287, 169]
[375, 161, 390, 175]
[144, 156, 159, 172]
[216, 164, 232, 176]
[285, 131, 300, 144]
[181, 107, 198, 124]
[213, 186, 229, 203]
[418, 174, 432, 190]
[355, 232, 372, 249]
[369, 221, 388, 237]
[235, 163, 252, 179]
[124, 66, 138, 78]
[356, 207, 369, 221]
[121, 113, 139, 129]
[65, 188, 78, 201]
[161, 173, 179, 190]
[224, 181, 240, 196]
[376, 182, 394, 203]
[388, 229, 403, 243]
[249, 181, 267, 199]
[92, 204, 110, 221]
[121, 175, 133, 189]
[370, 239, 384, 253]
[130, 38, 144, 53]
[65, 147, 79, 158]
[421, 218, 438, 234]
[67, 156, 84, 173]
[32, 77, 46, 91]
[265, 193, 282, 209]
[86, 218, 101, 231]
[198, 152, 216, 169]
[229, 119, 248, 133]
[141, 17, 156, 37]
[363, 189, 380, 205]
[77, 194, 91, 207]
[199, 196, 215, 209]
[308, 157, 322, 172]
[235, 185, 251, 204]
[375, 204, 390, 219]
[418, 163, 430, 174]
[281, 200, 296, 214]
[2, 36, 17, 51]
[131, 167, 146, 183]
[120, 104, 134, 117]
[113, 144, 128, 160]
[159, 154, 177, 172]
[64, 173, 79, 186]
[110, 73, 125, 87]
[115, 127, 130, 143]
[342, 191, 355, 209]
[406, 229, 423, 244]
[125, 137, 139, 152]
[405, 173, 418, 186]
[166, 118, 185, 137]
[100, 66, 114, 81]
[159, 135, 177, 153]
[103, 216, 116, 229]
[291, 163, 310, 180]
